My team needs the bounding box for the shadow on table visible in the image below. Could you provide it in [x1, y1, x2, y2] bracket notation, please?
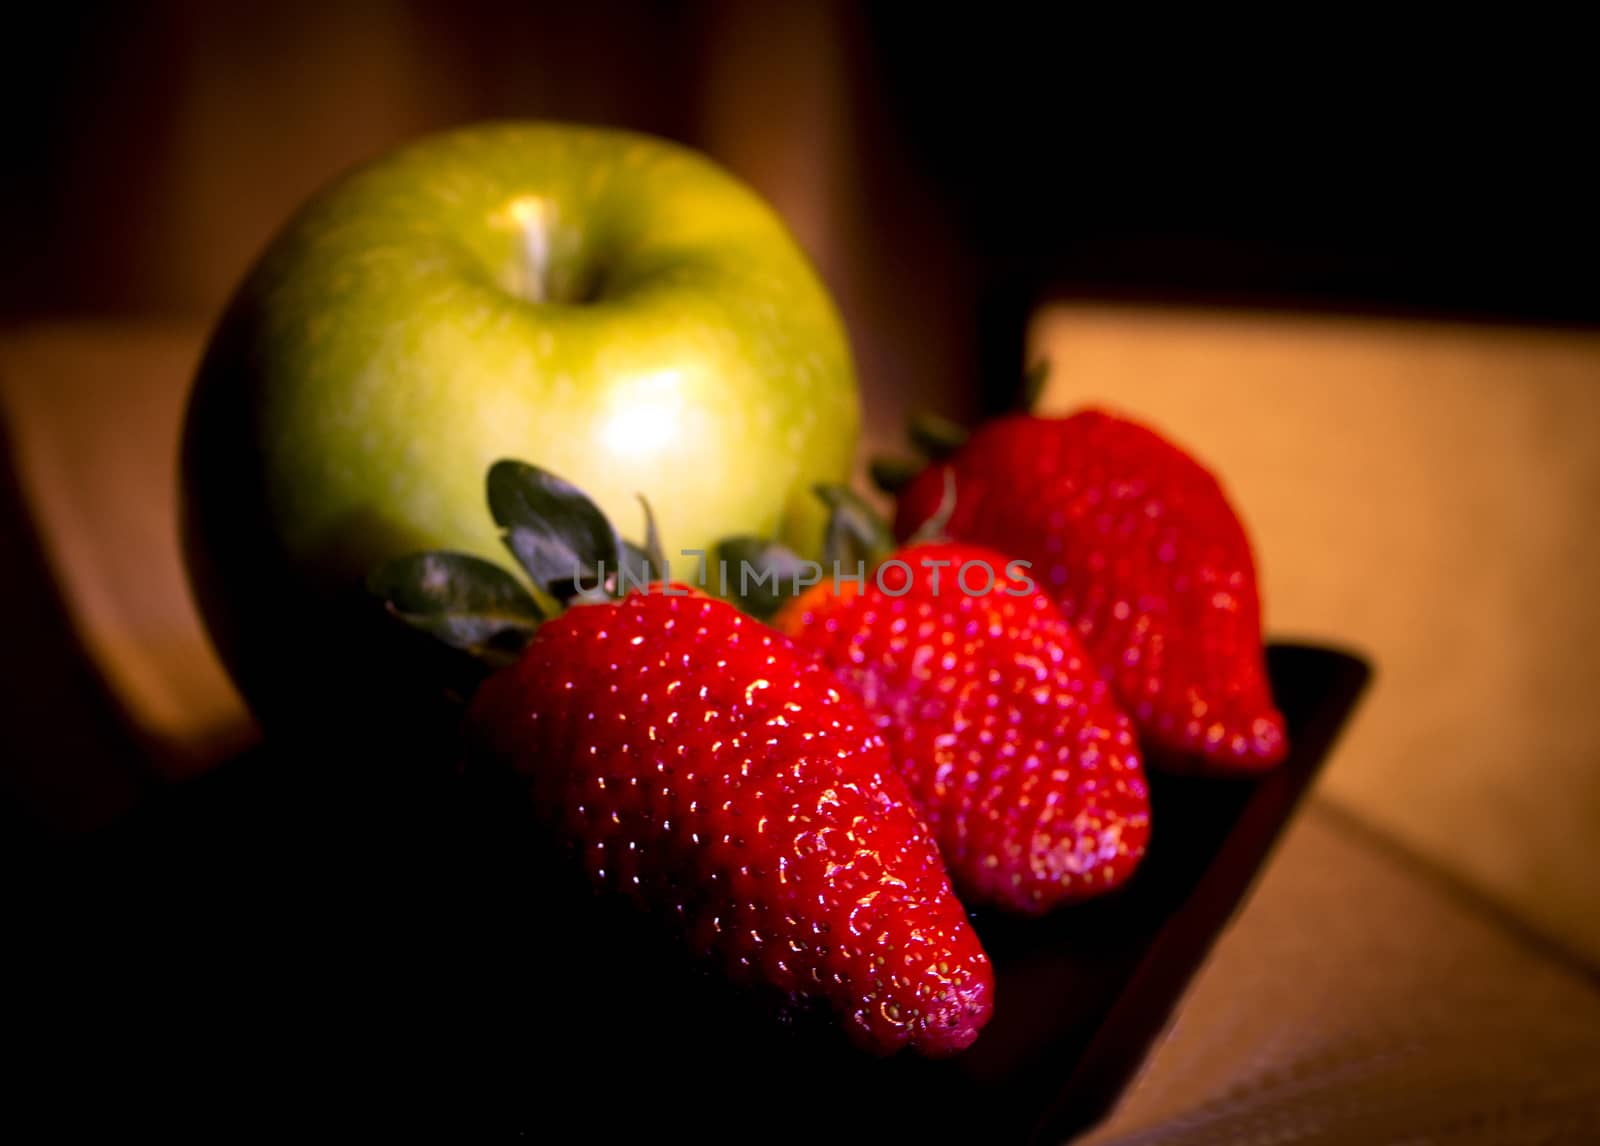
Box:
[10, 645, 1368, 1141]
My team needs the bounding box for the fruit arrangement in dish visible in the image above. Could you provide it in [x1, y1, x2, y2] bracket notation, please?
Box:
[174, 122, 1368, 1136]
[366, 410, 1282, 1059]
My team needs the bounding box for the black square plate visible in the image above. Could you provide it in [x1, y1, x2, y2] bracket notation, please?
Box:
[16, 642, 1367, 1140]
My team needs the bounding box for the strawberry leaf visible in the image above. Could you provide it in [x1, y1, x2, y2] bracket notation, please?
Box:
[814, 483, 893, 570]
[487, 460, 621, 602]
[869, 455, 925, 495]
[618, 541, 652, 588]
[368, 551, 542, 664]
[1021, 358, 1052, 412]
[639, 494, 665, 571]
[714, 536, 808, 620]
[619, 495, 668, 587]
[905, 466, 959, 545]
[908, 410, 970, 459]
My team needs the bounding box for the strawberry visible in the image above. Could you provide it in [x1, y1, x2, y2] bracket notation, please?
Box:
[370, 461, 993, 1057]
[770, 536, 1151, 914]
[891, 408, 1287, 771]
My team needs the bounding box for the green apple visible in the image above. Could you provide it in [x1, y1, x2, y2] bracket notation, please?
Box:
[182, 122, 858, 732]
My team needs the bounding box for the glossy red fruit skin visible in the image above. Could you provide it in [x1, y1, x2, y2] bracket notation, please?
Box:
[775, 543, 1151, 914]
[894, 411, 1287, 772]
[466, 589, 993, 1057]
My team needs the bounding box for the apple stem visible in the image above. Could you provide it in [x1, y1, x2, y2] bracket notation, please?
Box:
[499, 195, 553, 303]
[519, 211, 550, 303]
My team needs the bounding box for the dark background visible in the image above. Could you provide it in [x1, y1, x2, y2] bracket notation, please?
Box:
[5, 4, 1595, 417]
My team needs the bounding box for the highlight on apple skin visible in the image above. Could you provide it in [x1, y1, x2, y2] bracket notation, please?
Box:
[180, 121, 859, 736]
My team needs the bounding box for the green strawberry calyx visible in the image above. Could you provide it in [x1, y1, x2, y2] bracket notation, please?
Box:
[367, 459, 665, 667]
[868, 358, 1051, 495]
[712, 472, 956, 620]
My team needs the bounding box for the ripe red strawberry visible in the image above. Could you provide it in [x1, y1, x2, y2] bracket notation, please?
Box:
[771, 540, 1150, 914]
[893, 410, 1287, 771]
[371, 461, 993, 1057]
[468, 588, 992, 1055]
